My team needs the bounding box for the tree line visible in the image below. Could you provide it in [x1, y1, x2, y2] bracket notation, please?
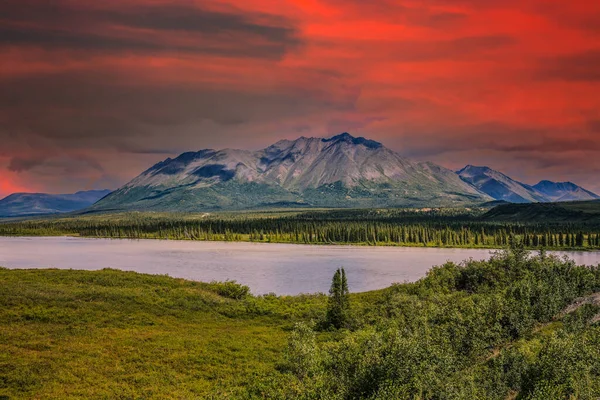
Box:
[1, 210, 600, 249]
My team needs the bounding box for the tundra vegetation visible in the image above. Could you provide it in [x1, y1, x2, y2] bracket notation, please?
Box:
[2, 241, 600, 399]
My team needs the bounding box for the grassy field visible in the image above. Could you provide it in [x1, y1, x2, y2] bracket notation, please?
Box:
[3, 244, 600, 399]
[0, 268, 332, 399]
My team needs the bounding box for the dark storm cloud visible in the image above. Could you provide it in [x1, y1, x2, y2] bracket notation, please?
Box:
[537, 49, 600, 82]
[107, 5, 294, 38]
[7, 157, 46, 173]
[0, 70, 355, 157]
[0, 27, 167, 52]
[497, 139, 600, 153]
[399, 122, 600, 158]
[7, 153, 104, 174]
[0, 0, 300, 59]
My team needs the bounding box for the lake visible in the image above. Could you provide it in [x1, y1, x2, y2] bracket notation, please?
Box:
[1, 237, 600, 295]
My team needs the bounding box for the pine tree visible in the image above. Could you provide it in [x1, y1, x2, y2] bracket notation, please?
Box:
[326, 268, 350, 329]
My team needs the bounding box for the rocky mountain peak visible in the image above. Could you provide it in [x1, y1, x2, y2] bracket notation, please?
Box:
[93, 133, 490, 211]
[322, 132, 383, 149]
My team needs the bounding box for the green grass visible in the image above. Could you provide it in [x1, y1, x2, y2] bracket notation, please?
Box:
[0, 268, 330, 399]
[3, 247, 600, 399]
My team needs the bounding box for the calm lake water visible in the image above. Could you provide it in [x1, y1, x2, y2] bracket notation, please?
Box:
[2, 237, 600, 295]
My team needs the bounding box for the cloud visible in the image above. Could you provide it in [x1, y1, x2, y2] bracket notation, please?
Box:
[389, 35, 516, 62]
[390, 121, 600, 159]
[537, 50, 600, 81]
[0, 0, 301, 59]
[7, 157, 46, 173]
[588, 120, 600, 132]
[0, 69, 354, 147]
[318, 1, 468, 28]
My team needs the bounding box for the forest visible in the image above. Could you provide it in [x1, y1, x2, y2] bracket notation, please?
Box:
[2, 242, 600, 398]
[1, 207, 600, 250]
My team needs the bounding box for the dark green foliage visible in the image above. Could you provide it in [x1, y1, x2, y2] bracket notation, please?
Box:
[3, 208, 600, 250]
[326, 268, 350, 329]
[261, 246, 600, 398]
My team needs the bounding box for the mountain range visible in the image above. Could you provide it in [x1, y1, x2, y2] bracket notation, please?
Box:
[0, 190, 111, 217]
[457, 165, 599, 203]
[91, 133, 491, 212]
[2, 133, 597, 216]
[91, 133, 597, 212]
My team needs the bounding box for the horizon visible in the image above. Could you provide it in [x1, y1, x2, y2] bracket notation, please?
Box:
[1, 0, 599, 196]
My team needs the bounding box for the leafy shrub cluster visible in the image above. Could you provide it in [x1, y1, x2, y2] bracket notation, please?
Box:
[206, 280, 250, 300]
[265, 243, 600, 399]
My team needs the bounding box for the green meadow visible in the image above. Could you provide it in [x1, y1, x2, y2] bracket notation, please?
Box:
[3, 242, 600, 399]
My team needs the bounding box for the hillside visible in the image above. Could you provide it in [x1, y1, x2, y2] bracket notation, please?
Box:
[2, 249, 600, 398]
[0, 190, 111, 217]
[91, 133, 491, 212]
[483, 200, 600, 223]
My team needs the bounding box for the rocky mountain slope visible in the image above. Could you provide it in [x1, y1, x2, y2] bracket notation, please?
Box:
[457, 165, 598, 203]
[533, 180, 600, 202]
[457, 165, 547, 203]
[92, 133, 492, 211]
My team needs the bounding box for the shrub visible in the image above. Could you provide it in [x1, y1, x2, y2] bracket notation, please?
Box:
[206, 280, 250, 300]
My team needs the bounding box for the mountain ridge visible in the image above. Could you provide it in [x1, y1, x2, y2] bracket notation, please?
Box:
[533, 180, 600, 202]
[92, 133, 492, 211]
[0, 189, 112, 217]
[457, 165, 598, 203]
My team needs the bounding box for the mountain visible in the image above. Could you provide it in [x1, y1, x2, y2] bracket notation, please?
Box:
[0, 190, 112, 217]
[457, 165, 547, 203]
[92, 133, 492, 212]
[457, 165, 599, 204]
[532, 180, 600, 202]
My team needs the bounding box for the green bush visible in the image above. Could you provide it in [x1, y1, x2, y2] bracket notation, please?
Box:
[206, 280, 250, 300]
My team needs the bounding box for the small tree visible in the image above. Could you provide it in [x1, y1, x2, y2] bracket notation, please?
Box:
[326, 268, 350, 329]
[508, 235, 528, 267]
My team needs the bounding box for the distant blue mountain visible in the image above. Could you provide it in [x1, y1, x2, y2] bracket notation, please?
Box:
[533, 180, 600, 202]
[0, 190, 112, 217]
[457, 165, 599, 203]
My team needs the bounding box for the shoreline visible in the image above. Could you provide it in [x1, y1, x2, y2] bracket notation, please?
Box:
[1, 233, 598, 252]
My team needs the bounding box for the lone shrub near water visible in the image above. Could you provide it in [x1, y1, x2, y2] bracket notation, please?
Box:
[207, 280, 250, 300]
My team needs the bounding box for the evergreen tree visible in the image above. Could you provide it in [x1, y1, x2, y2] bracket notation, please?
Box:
[326, 268, 350, 329]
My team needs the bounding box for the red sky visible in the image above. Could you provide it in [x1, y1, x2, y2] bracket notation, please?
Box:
[1, 0, 599, 196]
